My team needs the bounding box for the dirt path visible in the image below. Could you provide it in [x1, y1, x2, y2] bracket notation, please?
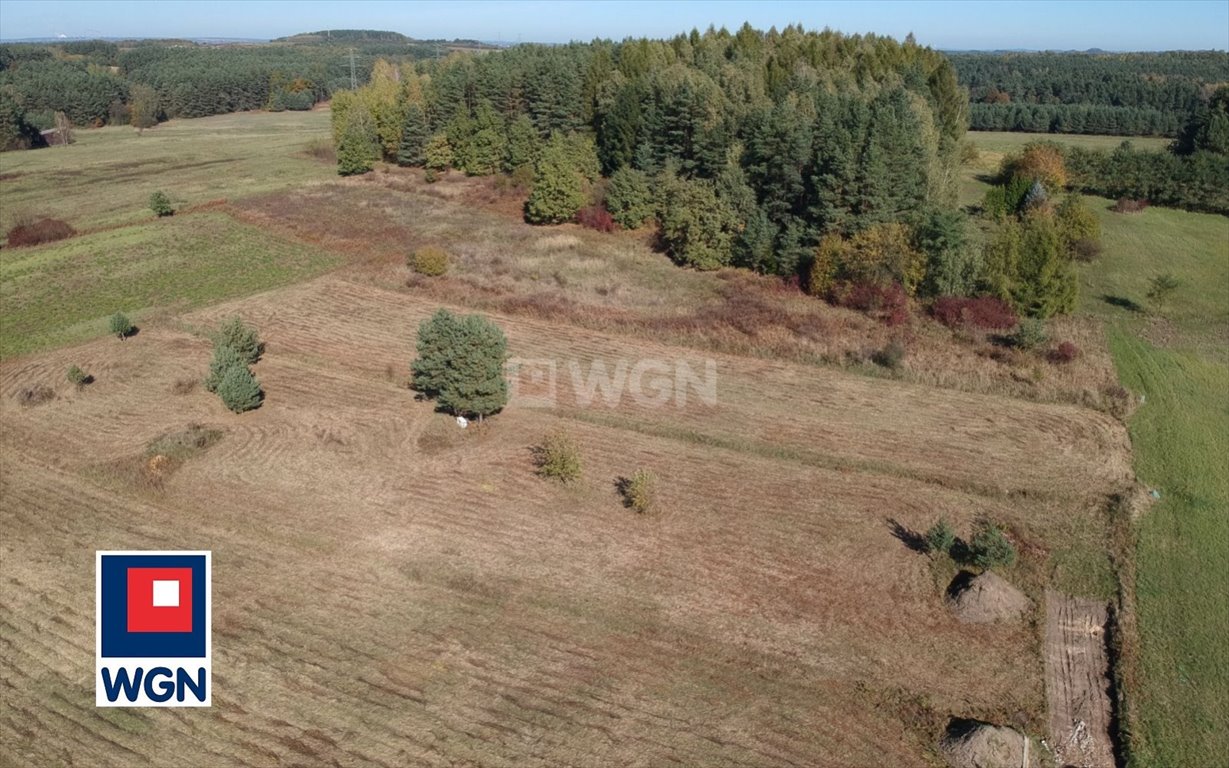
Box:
[1044, 590, 1116, 768]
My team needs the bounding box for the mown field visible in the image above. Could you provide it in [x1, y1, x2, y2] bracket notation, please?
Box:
[1076, 204, 1228, 767]
[0, 113, 1148, 766]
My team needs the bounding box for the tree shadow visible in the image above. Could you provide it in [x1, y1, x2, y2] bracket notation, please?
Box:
[1101, 294, 1144, 313]
[613, 476, 633, 508]
[119, 326, 140, 340]
[945, 569, 978, 599]
[886, 518, 928, 554]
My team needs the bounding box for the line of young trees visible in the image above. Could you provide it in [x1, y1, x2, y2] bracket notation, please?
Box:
[951, 51, 1229, 137]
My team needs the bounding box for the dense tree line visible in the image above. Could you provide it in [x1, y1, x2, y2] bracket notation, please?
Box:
[1058, 88, 1229, 214]
[968, 103, 1181, 136]
[952, 51, 1229, 137]
[0, 35, 455, 142]
[338, 25, 969, 284]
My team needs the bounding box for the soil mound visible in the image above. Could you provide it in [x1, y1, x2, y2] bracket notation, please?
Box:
[940, 718, 1040, 768]
[947, 570, 1031, 624]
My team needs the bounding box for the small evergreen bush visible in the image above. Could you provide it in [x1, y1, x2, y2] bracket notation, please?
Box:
[66, 365, 91, 386]
[216, 364, 263, 413]
[925, 519, 956, 555]
[1009, 318, 1048, 350]
[204, 343, 245, 393]
[212, 316, 263, 364]
[149, 191, 174, 216]
[969, 521, 1017, 570]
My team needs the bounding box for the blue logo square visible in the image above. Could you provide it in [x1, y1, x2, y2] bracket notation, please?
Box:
[99, 554, 208, 658]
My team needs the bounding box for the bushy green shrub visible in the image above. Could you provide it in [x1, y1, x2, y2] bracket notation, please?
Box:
[1009, 318, 1049, 350]
[622, 469, 657, 514]
[216, 364, 262, 413]
[533, 430, 581, 484]
[66, 365, 91, 386]
[925, 519, 956, 555]
[212, 316, 263, 365]
[149, 191, 173, 217]
[969, 521, 1017, 570]
[410, 246, 450, 276]
[109, 311, 133, 339]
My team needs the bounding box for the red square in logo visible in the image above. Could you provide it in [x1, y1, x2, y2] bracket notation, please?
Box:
[126, 567, 193, 633]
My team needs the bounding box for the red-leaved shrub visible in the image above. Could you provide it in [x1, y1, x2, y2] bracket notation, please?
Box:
[831, 281, 909, 326]
[7, 218, 75, 247]
[931, 296, 1018, 331]
[576, 205, 616, 233]
[1049, 341, 1079, 364]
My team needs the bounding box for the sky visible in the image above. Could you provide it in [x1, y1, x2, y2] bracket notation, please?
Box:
[0, 0, 1226, 50]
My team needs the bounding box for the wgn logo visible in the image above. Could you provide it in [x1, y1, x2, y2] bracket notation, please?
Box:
[96, 551, 211, 707]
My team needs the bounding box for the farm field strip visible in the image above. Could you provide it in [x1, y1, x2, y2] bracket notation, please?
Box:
[0, 270, 1120, 765]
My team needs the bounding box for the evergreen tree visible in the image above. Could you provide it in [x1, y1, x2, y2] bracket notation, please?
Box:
[524, 133, 586, 224]
[915, 210, 981, 298]
[504, 113, 540, 172]
[411, 309, 509, 420]
[336, 106, 379, 176]
[212, 316, 263, 365]
[604, 166, 654, 229]
[423, 133, 453, 177]
[395, 102, 429, 166]
[655, 172, 738, 270]
[216, 364, 263, 413]
[204, 343, 245, 393]
[1013, 215, 1078, 318]
[460, 103, 507, 176]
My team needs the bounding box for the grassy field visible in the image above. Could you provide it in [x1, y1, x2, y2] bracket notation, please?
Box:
[0, 110, 333, 232]
[967, 130, 1171, 155]
[1073, 200, 1229, 766]
[1111, 332, 1229, 766]
[0, 213, 340, 359]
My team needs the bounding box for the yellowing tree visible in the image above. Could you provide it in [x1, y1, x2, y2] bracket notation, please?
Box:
[1005, 141, 1068, 190]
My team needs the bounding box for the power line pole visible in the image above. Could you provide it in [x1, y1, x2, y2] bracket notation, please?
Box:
[349, 47, 356, 89]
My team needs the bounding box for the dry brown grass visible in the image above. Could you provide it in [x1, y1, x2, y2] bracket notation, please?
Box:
[1, 275, 1133, 766]
[231, 178, 1122, 413]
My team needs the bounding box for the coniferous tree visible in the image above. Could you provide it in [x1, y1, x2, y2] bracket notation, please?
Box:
[524, 133, 586, 224]
[216, 364, 263, 413]
[336, 106, 379, 176]
[411, 309, 509, 421]
[504, 113, 540, 172]
[604, 166, 654, 229]
[396, 102, 429, 166]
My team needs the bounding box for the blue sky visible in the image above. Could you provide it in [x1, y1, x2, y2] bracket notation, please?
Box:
[1, 0, 1226, 50]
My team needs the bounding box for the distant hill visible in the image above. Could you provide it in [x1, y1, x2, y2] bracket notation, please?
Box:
[273, 30, 410, 44]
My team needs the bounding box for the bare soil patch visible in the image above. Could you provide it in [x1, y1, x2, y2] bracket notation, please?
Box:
[1044, 591, 1116, 768]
